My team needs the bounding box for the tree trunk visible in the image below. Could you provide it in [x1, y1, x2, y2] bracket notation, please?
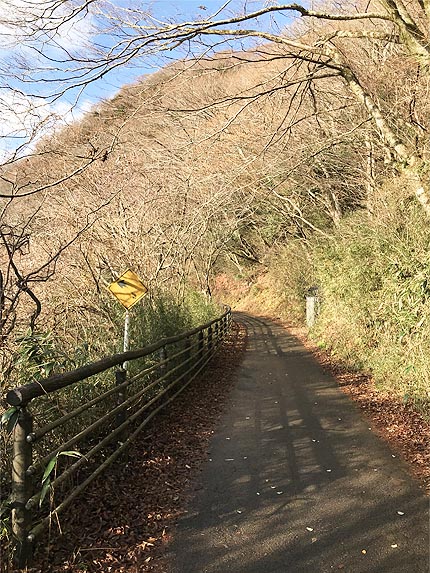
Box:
[339, 62, 430, 217]
[365, 134, 376, 215]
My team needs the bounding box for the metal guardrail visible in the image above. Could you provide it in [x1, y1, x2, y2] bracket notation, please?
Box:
[5, 306, 232, 567]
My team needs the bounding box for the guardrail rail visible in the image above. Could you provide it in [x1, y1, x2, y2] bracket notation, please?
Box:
[4, 306, 232, 567]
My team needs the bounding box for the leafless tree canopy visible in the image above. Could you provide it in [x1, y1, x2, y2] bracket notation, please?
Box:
[1, 0, 430, 376]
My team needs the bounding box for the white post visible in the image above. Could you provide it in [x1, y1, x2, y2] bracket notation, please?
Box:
[123, 309, 130, 370]
[306, 287, 319, 328]
[306, 296, 316, 327]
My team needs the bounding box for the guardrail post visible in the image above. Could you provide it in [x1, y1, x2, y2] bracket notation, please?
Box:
[207, 325, 213, 353]
[12, 405, 33, 568]
[159, 346, 168, 378]
[115, 369, 127, 428]
[214, 322, 219, 347]
[184, 337, 191, 379]
[198, 331, 204, 361]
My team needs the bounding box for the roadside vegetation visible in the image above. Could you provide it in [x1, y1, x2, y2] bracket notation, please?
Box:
[0, 288, 219, 553]
[247, 180, 430, 414]
[1, 0, 430, 565]
[2, 1, 429, 493]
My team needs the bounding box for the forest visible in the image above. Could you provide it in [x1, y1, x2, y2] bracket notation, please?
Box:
[2, 0, 430, 410]
[1, 0, 430, 566]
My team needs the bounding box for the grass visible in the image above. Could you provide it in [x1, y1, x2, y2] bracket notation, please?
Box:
[240, 183, 430, 418]
[0, 288, 220, 547]
[311, 191, 430, 415]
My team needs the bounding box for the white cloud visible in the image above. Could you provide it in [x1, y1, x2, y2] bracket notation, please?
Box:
[0, 0, 95, 51]
[0, 90, 94, 160]
[0, 1, 97, 160]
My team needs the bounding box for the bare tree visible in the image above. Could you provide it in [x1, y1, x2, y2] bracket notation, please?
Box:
[2, 0, 430, 357]
[2, 1, 428, 207]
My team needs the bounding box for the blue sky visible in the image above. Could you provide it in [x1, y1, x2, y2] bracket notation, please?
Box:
[0, 0, 293, 156]
[86, 1, 281, 103]
[89, 1, 232, 98]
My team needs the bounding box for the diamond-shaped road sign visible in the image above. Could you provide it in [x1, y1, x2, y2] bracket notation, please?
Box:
[107, 269, 148, 309]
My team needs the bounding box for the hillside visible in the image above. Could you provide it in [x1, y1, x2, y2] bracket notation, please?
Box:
[2, 4, 430, 413]
[2, 3, 430, 570]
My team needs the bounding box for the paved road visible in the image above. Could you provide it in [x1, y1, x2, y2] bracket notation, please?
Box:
[168, 314, 429, 573]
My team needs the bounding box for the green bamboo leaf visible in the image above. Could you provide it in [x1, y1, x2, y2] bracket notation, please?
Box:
[42, 456, 58, 485]
[1, 407, 17, 426]
[1, 407, 19, 434]
[58, 451, 82, 459]
[39, 478, 51, 507]
[0, 499, 12, 517]
[6, 413, 19, 435]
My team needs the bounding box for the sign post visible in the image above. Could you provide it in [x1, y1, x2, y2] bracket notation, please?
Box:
[123, 309, 131, 369]
[107, 269, 148, 370]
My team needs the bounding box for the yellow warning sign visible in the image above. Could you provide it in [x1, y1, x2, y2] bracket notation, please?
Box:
[107, 269, 148, 309]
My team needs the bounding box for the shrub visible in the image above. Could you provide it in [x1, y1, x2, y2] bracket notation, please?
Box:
[312, 190, 430, 414]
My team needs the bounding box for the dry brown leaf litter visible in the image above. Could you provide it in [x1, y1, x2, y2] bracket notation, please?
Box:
[288, 324, 430, 495]
[9, 316, 429, 573]
[14, 321, 247, 573]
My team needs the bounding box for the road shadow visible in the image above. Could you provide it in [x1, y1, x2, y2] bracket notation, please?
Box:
[168, 314, 429, 573]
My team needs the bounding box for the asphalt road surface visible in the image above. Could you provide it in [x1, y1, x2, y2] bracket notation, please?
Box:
[168, 313, 429, 573]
